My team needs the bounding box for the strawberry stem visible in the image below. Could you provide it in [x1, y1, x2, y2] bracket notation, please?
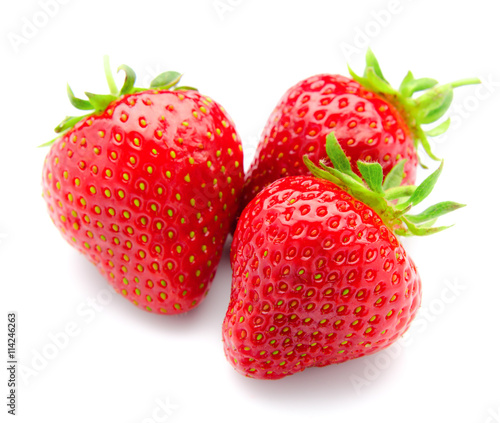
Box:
[39, 57, 196, 148]
[450, 78, 482, 88]
[303, 131, 465, 237]
[348, 49, 481, 165]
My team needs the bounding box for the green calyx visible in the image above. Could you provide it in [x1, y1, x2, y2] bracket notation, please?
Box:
[41, 55, 196, 147]
[348, 49, 480, 164]
[303, 132, 465, 237]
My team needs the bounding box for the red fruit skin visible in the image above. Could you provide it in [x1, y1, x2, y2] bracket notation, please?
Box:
[242, 74, 418, 210]
[223, 176, 421, 380]
[42, 90, 244, 314]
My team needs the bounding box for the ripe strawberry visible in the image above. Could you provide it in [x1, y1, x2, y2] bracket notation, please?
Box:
[242, 49, 479, 209]
[42, 58, 244, 314]
[223, 132, 462, 379]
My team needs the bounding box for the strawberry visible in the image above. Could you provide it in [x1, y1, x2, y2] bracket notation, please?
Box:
[242, 49, 479, 210]
[223, 132, 463, 379]
[42, 58, 244, 314]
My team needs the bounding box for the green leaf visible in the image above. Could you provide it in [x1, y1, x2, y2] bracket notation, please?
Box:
[348, 50, 480, 170]
[415, 127, 440, 161]
[303, 156, 339, 185]
[401, 77, 438, 98]
[405, 201, 465, 224]
[325, 132, 362, 183]
[382, 159, 407, 191]
[418, 87, 454, 124]
[417, 153, 429, 169]
[85, 92, 117, 114]
[425, 118, 451, 137]
[118, 64, 137, 96]
[365, 68, 397, 95]
[305, 154, 389, 217]
[327, 166, 390, 214]
[397, 160, 444, 210]
[413, 78, 480, 126]
[347, 64, 376, 94]
[418, 218, 438, 228]
[357, 161, 384, 193]
[54, 115, 85, 133]
[347, 63, 363, 83]
[364, 48, 388, 82]
[174, 85, 198, 91]
[384, 185, 416, 201]
[399, 71, 415, 97]
[401, 217, 453, 236]
[303, 128, 462, 238]
[38, 136, 59, 148]
[47, 56, 188, 150]
[150, 71, 182, 89]
[67, 84, 93, 110]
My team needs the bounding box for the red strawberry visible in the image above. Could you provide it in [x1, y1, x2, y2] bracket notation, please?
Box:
[42, 58, 244, 314]
[223, 132, 463, 379]
[242, 49, 479, 209]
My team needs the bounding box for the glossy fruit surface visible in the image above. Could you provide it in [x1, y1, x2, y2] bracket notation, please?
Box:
[224, 175, 420, 379]
[242, 50, 480, 210]
[243, 73, 417, 205]
[223, 131, 463, 379]
[42, 65, 244, 314]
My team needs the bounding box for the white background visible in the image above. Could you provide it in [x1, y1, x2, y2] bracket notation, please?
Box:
[1, 0, 499, 422]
